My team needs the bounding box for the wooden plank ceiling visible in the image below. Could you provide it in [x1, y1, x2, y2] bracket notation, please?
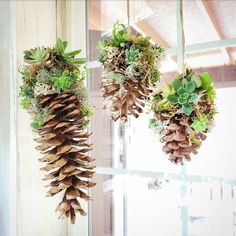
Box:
[88, 0, 236, 81]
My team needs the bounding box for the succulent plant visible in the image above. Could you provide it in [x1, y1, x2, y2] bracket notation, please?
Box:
[125, 45, 140, 64]
[56, 37, 86, 64]
[24, 47, 49, 64]
[51, 70, 76, 92]
[110, 21, 128, 47]
[167, 79, 198, 115]
[191, 115, 207, 132]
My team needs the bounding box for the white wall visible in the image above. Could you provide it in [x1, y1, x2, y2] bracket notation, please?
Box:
[0, 1, 11, 235]
[16, 1, 67, 235]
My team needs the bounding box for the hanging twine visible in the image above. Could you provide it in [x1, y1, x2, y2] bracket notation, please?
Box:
[179, 0, 186, 74]
[127, 0, 131, 34]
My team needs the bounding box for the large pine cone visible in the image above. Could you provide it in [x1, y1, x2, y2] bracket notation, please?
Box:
[102, 78, 152, 121]
[35, 92, 95, 224]
[157, 114, 206, 165]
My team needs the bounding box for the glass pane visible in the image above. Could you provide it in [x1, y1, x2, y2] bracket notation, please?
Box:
[186, 86, 236, 178]
[89, 68, 126, 168]
[188, 182, 236, 236]
[90, 174, 182, 236]
[126, 113, 181, 174]
[91, 174, 236, 236]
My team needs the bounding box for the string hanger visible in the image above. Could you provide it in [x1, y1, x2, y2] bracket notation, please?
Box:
[179, 0, 186, 75]
[127, 0, 131, 34]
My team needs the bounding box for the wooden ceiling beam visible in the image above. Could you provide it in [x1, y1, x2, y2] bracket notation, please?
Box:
[161, 64, 236, 89]
[135, 20, 170, 48]
[196, 0, 234, 64]
[134, 20, 177, 63]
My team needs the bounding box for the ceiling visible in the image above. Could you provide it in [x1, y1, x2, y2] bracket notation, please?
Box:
[88, 0, 236, 77]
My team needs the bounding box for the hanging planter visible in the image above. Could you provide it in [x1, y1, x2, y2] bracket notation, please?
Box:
[98, 21, 165, 121]
[19, 38, 95, 223]
[149, 68, 217, 164]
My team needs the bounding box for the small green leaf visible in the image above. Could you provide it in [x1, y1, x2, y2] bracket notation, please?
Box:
[64, 49, 82, 58]
[207, 87, 216, 99]
[149, 118, 158, 128]
[178, 94, 188, 104]
[189, 93, 198, 103]
[186, 71, 194, 81]
[23, 50, 32, 60]
[190, 132, 201, 145]
[191, 75, 202, 88]
[20, 87, 33, 97]
[182, 103, 192, 115]
[191, 116, 207, 132]
[172, 79, 182, 92]
[177, 87, 185, 95]
[162, 84, 174, 98]
[51, 76, 58, 82]
[63, 41, 68, 50]
[71, 58, 87, 64]
[20, 98, 30, 109]
[111, 21, 128, 46]
[200, 72, 213, 89]
[167, 94, 178, 104]
[81, 104, 92, 117]
[184, 81, 195, 93]
[182, 78, 188, 86]
[31, 114, 44, 130]
[62, 70, 69, 77]
[98, 40, 108, 49]
[56, 37, 66, 55]
[81, 119, 90, 128]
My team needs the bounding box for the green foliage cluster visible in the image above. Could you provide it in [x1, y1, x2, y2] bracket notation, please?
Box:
[150, 68, 217, 143]
[98, 21, 165, 86]
[167, 80, 198, 115]
[19, 38, 91, 129]
[51, 70, 77, 92]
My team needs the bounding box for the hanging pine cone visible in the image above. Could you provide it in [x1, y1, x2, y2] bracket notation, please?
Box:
[150, 68, 217, 164]
[102, 78, 152, 121]
[98, 21, 165, 121]
[19, 38, 95, 223]
[156, 114, 206, 165]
